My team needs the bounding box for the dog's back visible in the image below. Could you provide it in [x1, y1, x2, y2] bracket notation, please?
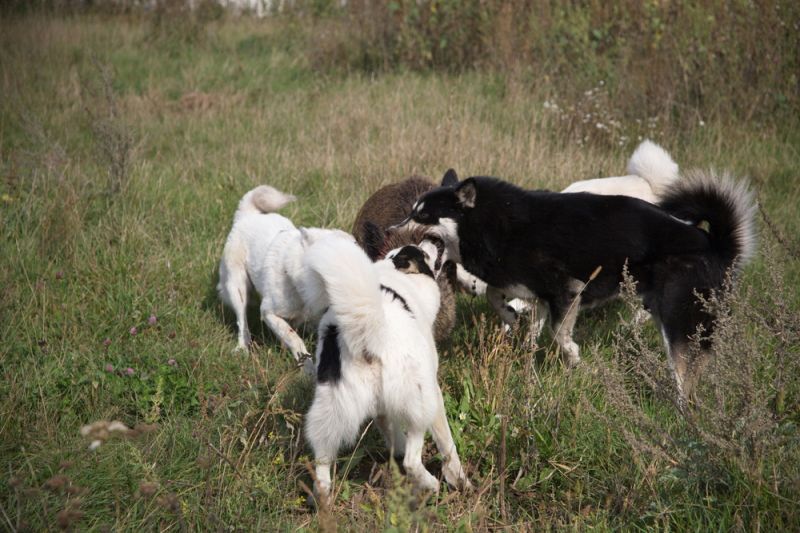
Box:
[352, 176, 434, 250]
[562, 140, 679, 203]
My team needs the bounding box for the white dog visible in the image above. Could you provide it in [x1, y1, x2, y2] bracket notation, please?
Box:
[302, 238, 471, 506]
[562, 139, 679, 202]
[217, 185, 352, 369]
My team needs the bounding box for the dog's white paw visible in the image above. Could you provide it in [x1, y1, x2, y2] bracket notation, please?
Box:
[442, 460, 472, 491]
[413, 470, 440, 494]
[300, 355, 316, 377]
[312, 481, 333, 509]
[562, 341, 581, 367]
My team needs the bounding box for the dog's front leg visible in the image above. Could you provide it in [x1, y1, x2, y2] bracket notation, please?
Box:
[262, 311, 312, 371]
[486, 286, 519, 330]
[430, 388, 471, 490]
[455, 264, 487, 296]
[550, 294, 582, 367]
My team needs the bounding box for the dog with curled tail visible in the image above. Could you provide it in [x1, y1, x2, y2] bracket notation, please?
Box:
[217, 185, 353, 372]
[302, 237, 471, 506]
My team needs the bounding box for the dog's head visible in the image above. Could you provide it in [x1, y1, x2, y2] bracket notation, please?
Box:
[392, 169, 476, 261]
[385, 244, 437, 279]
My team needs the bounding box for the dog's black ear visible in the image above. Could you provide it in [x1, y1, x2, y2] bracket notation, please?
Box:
[363, 222, 385, 261]
[455, 178, 477, 208]
[441, 168, 459, 187]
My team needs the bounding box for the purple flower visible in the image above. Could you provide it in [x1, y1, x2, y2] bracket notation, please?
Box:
[129, 327, 138, 336]
[125, 367, 135, 376]
[167, 358, 177, 367]
[103, 338, 112, 347]
[104, 364, 114, 372]
[148, 315, 157, 326]
[55, 271, 64, 280]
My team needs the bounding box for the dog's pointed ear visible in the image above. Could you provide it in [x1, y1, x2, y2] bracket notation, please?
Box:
[441, 168, 459, 187]
[363, 222, 385, 261]
[455, 178, 477, 208]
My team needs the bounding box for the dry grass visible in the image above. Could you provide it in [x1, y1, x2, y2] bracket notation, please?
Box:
[1, 11, 799, 531]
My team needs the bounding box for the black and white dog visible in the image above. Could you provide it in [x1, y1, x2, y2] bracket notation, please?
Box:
[396, 169, 757, 402]
[302, 238, 471, 506]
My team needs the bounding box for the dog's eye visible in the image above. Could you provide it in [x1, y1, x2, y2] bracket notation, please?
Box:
[418, 212, 430, 221]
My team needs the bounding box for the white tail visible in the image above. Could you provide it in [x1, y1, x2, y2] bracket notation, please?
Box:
[304, 238, 385, 358]
[234, 185, 296, 222]
[626, 140, 679, 197]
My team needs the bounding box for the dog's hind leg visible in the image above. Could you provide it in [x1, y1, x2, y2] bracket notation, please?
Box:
[430, 388, 471, 490]
[549, 291, 582, 367]
[262, 309, 311, 366]
[218, 263, 251, 351]
[375, 415, 406, 460]
[402, 426, 439, 493]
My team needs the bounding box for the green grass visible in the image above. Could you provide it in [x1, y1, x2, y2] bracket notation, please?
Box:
[2, 11, 799, 531]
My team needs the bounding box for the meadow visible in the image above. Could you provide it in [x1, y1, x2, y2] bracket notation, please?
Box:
[1, 3, 799, 530]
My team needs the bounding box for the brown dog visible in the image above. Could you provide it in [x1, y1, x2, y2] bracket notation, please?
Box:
[352, 176, 458, 344]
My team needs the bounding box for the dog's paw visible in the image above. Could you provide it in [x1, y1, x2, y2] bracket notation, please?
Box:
[442, 461, 472, 491]
[560, 340, 581, 368]
[300, 355, 316, 377]
[413, 470, 440, 494]
[232, 344, 250, 356]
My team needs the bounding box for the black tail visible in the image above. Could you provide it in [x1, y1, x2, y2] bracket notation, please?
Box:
[659, 169, 757, 272]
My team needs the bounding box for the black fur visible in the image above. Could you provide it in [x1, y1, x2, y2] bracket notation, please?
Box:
[409, 173, 753, 350]
[317, 325, 341, 384]
[391, 245, 435, 278]
[380, 284, 412, 314]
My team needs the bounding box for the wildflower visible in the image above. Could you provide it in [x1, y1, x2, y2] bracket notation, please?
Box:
[80, 420, 133, 450]
[125, 367, 135, 376]
[55, 271, 64, 280]
[148, 315, 157, 326]
[167, 358, 177, 367]
[458, 412, 467, 421]
[104, 364, 114, 373]
[103, 338, 112, 347]
[130, 326, 138, 336]
[168, 331, 176, 339]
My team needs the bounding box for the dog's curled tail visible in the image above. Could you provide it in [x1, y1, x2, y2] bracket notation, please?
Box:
[659, 169, 757, 271]
[234, 185, 296, 221]
[304, 237, 385, 357]
[627, 140, 679, 197]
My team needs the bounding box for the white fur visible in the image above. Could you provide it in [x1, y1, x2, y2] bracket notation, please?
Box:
[562, 140, 679, 203]
[303, 238, 470, 505]
[217, 185, 352, 371]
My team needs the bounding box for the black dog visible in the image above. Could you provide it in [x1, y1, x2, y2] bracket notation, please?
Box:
[396, 169, 756, 403]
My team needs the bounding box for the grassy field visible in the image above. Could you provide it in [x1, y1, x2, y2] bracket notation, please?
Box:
[2, 8, 800, 531]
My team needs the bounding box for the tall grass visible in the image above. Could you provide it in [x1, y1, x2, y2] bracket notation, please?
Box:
[304, 0, 800, 129]
[1, 9, 799, 531]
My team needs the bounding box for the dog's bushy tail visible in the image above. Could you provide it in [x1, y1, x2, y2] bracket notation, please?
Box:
[659, 169, 757, 271]
[627, 140, 679, 197]
[234, 185, 296, 221]
[304, 237, 385, 357]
